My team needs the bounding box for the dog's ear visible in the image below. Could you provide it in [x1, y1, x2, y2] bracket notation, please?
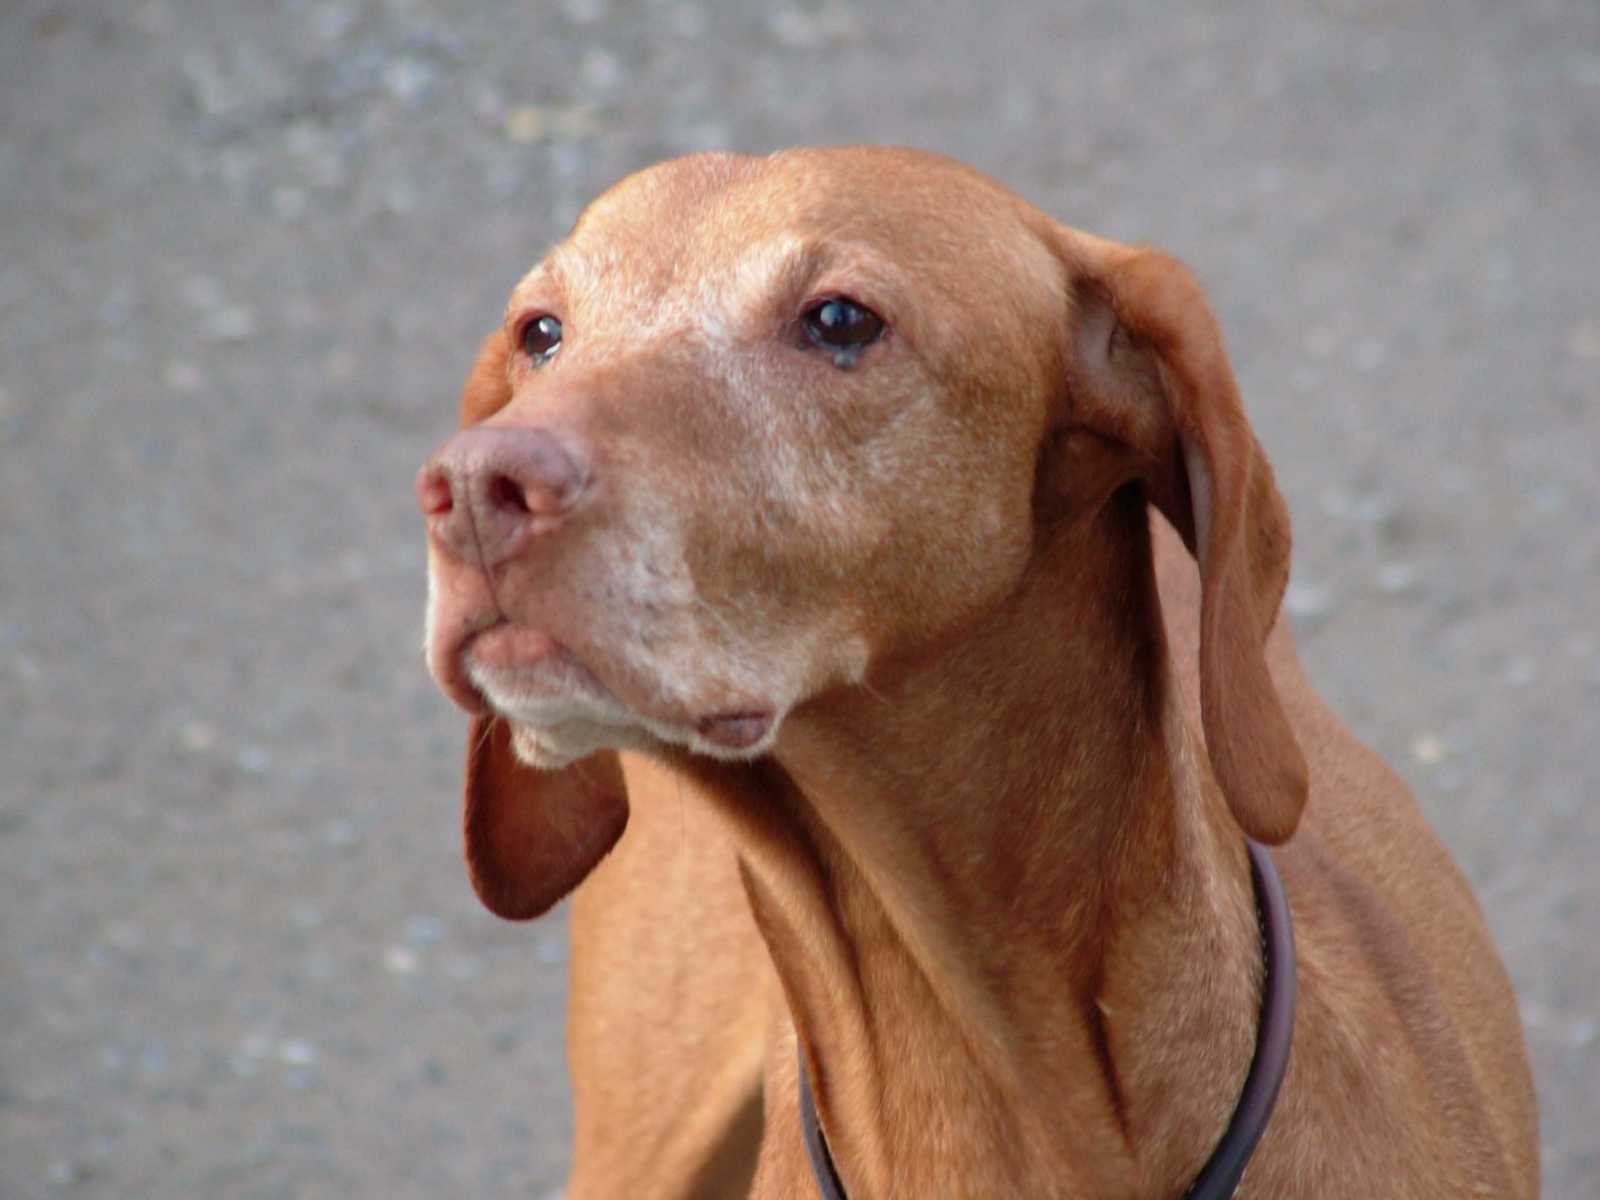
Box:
[459, 330, 514, 426]
[463, 716, 629, 920]
[1059, 235, 1308, 844]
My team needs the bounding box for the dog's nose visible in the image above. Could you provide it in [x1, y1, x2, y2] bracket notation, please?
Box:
[417, 425, 591, 567]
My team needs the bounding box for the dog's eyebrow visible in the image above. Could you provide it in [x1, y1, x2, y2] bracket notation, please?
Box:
[508, 254, 569, 310]
[511, 243, 671, 321]
[504, 250, 635, 331]
[724, 236, 912, 322]
[724, 234, 824, 302]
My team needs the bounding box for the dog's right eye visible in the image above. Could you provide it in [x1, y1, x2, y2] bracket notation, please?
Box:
[801, 297, 885, 365]
[521, 315, 563, 364]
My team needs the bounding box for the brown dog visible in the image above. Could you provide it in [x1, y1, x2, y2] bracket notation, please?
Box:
[419, 148, 1538, 1198]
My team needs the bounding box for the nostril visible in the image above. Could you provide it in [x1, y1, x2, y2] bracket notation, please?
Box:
[424, 426, 589, 557]
[416, 469, 455, 517]
[486, 474, 531, 516]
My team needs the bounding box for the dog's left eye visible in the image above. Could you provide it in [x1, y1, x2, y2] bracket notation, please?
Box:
[521, 315, 563, 364]
[802, 298, 885, 360]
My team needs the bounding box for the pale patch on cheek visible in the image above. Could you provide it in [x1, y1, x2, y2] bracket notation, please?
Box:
[611, 502, 694, 607]
[599, 481, 838, 732]
[593, 494, 782, 723]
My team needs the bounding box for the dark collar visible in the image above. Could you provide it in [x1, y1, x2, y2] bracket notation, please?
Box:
[799, 838, 1296, 1199]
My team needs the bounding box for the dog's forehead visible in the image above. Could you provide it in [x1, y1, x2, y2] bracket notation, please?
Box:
[512, 148, 1054, 321]
[587, 147, 1025, 242]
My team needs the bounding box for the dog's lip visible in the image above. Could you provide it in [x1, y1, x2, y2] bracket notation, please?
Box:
[469, 622, 563, 671]
[696, 710, 776, 751]
[430, 621, 493, 716]
[463, 622, 626, 714]
[438, 618, 780, 752]
[430, 619, 572, 717]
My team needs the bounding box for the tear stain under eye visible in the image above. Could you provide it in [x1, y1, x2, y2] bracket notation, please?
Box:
[829, 346, 867, 370]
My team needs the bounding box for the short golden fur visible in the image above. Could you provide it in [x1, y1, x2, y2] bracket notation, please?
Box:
[420, 148, 1537, 1198]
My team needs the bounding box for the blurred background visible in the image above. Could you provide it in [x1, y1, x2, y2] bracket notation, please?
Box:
[2, 0, 1595, 1196]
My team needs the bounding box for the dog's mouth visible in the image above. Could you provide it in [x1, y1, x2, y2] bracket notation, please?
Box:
[468, 623, 593, 687]
[455, 622, 622, 720]
[432, 616, 780, 763]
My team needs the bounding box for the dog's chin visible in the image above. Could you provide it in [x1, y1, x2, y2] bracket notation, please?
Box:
[507, 718, 654, 770]
[504, 707, 786, 771]
[467, 637, 793, 768]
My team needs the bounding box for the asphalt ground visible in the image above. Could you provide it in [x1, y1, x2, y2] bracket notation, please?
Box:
[2, 1, 1595, 1196]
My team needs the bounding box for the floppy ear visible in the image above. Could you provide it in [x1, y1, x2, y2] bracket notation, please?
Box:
[463, 716, 630, 920]
[459, 329, 514, 425]
[1061, 235, 1308, 844]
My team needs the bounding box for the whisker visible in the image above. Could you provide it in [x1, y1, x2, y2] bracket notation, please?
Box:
[472, 715, 499, 757]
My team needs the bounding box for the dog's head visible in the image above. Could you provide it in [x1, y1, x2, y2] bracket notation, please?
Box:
[419, 148, 1306, 918]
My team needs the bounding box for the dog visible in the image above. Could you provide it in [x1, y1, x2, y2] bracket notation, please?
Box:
[419, 147, 1538, 1197]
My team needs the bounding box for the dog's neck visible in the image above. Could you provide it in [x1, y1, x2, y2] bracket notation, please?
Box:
[713, 498, 1265, 1196]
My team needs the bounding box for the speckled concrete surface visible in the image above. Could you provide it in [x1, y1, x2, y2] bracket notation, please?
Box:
[1, 1, 1594, 1196]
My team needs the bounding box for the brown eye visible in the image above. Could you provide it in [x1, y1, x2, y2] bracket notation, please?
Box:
[802, 297, 885, 361]
[521, 314, 562, 363]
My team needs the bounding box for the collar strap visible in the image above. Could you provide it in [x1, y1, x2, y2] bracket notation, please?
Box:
[799, 838, 1296, 1199]
[799, 1041, 850, 1200]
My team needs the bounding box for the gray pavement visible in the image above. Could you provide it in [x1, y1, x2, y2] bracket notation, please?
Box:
[1, 1, 1595, 1196]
